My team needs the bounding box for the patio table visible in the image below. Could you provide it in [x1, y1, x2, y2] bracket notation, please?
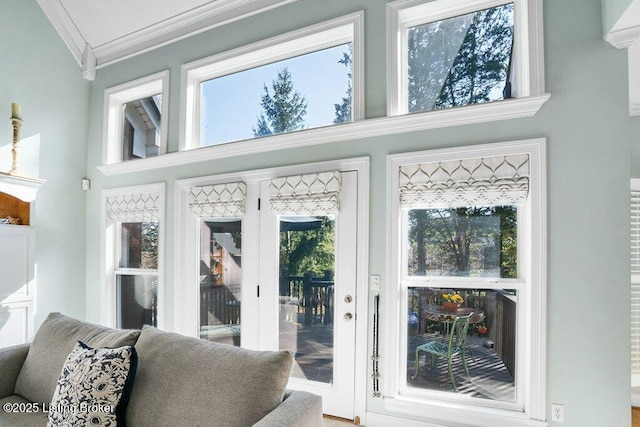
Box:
[422, 306, 484, 325]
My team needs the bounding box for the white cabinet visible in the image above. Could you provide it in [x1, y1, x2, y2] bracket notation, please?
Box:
[0, 172, 44, 348]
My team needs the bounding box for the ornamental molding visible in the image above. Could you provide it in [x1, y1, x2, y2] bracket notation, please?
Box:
[36, 0, 298, 77]
[97, 94, 550, 176]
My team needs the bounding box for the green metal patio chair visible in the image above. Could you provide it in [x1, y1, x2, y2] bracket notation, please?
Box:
[411, 312, 473, 392]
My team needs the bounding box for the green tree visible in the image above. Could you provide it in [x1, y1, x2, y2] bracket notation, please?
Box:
[253, 67, 307, 137]
[408, 3, 514, 112]
[408, 207, 517, 278]
[280, 217, 335, 277]
[333, 47, 352, 124]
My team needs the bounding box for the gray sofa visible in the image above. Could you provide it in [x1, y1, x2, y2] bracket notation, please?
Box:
[0, 313, 322, 426]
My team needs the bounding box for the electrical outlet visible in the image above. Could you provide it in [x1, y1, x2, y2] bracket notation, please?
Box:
[551, 403, 565, 423]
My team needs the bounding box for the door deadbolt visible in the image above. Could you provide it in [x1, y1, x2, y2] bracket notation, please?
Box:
[344, 295, 353, 303]
[343, 312, 353, 321]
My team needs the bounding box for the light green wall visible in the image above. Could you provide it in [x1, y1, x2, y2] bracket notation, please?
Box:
[602, 0, 635, 35]
[0, 0, 89, 325]
[82, 0, 635, 425]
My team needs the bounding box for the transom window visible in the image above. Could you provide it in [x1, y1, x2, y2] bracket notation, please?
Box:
[103, 71, 169, 165]
[181, 12, 363, 151]
[407, 3, 514, 112]
[387, 0, 545, 117]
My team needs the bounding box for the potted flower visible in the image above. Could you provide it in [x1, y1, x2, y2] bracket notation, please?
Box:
[442, 292, 464, 311]
[477, 325, 488, 336]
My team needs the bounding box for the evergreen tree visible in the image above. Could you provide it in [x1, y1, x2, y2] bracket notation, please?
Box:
[253, 67, 307, 137]
[333, 47, 352, 124]
[408, 4, 514, 112]
[280, 217, 335, 277]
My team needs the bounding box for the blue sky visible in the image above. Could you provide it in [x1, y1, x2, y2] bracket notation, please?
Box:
[200, 44, 351, 146]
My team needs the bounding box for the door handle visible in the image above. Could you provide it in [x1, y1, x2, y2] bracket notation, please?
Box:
[343, 312, 353, 321]
[344, 295, 353, 303]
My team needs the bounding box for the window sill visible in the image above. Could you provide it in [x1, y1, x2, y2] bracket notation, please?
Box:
[97, 94, 550, 176]
[368, 396, 548, 427]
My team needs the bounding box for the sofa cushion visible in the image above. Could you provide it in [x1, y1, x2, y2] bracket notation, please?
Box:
[0, 395, 48, 427]
[47, 341, 137, 427]
[126, 326, 294, 427]
[15, 313, 140, 405]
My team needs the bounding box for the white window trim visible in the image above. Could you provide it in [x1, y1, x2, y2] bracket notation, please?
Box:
[179, 11, 364, 152]
[100, 183, 166, 330]
[96, 92, 548, 176]
[380, 139, 546, 427]
[386, 0, 546, 117]
[102, 71, 170, 165]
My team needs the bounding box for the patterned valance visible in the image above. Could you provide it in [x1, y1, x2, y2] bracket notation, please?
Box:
[106, 192, 160, 222]
[399, 154, 529, 208]
[270, 171, 341, 215]
[189, 182, 246, 218]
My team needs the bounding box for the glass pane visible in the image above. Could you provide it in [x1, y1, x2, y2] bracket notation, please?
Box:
[117, 274, 157, 329]
[120, 222, 158, 269]
[407, 3, 514, 112]
[407, 206, 517, 278]
[199, 220, 242, 346]
[200, 43, 352, 147]
[278, 215, 335, 383]
[407, 287, 516, 402]
[122, 94, 162, 161]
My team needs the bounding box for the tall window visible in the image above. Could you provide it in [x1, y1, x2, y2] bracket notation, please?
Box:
[387, 0, 545, 118]
[386, 140, 546, 425]
[102, 184, 165, 329]
[181, 12, 363, 150]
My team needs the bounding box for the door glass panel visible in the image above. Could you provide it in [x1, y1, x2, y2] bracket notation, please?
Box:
[278, 215, 336, 384]
[199, 219, 242, 346]
[116, 274, 157, 329]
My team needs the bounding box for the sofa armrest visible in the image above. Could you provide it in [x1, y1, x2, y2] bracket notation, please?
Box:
[0, 343, 30, 399]
[253, 390, 323, 427]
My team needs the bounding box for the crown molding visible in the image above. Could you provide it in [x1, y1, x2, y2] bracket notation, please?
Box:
[37, 0, 86, 66]
[37, 0, 298, 76]
[605, 23, 640, 49]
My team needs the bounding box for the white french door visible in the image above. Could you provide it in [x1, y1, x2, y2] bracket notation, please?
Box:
[257, 171, 357, 419]
[175, 164, 365, 420]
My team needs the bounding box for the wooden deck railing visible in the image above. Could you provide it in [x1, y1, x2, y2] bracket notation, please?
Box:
[200, 284, 240, 326]
[280, 272, 334, 326]
[494, 291, 516, 377]
[197, 272, 334, 328]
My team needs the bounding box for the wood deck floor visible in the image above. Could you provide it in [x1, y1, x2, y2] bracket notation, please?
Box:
[280, 317, 515, 402]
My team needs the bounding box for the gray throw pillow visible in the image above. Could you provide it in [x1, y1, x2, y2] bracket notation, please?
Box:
[47, 341, 137, 427]
[125, 326, 294, 427]
[15, 313, 140, 404]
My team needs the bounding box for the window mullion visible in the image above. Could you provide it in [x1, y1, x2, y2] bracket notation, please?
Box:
[115, 268, 159, 276]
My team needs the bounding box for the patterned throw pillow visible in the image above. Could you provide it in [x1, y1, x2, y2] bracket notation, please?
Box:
[47, 341, 137, 427]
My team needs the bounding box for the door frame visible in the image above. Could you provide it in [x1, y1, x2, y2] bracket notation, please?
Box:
[173, 157, 369, 422]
